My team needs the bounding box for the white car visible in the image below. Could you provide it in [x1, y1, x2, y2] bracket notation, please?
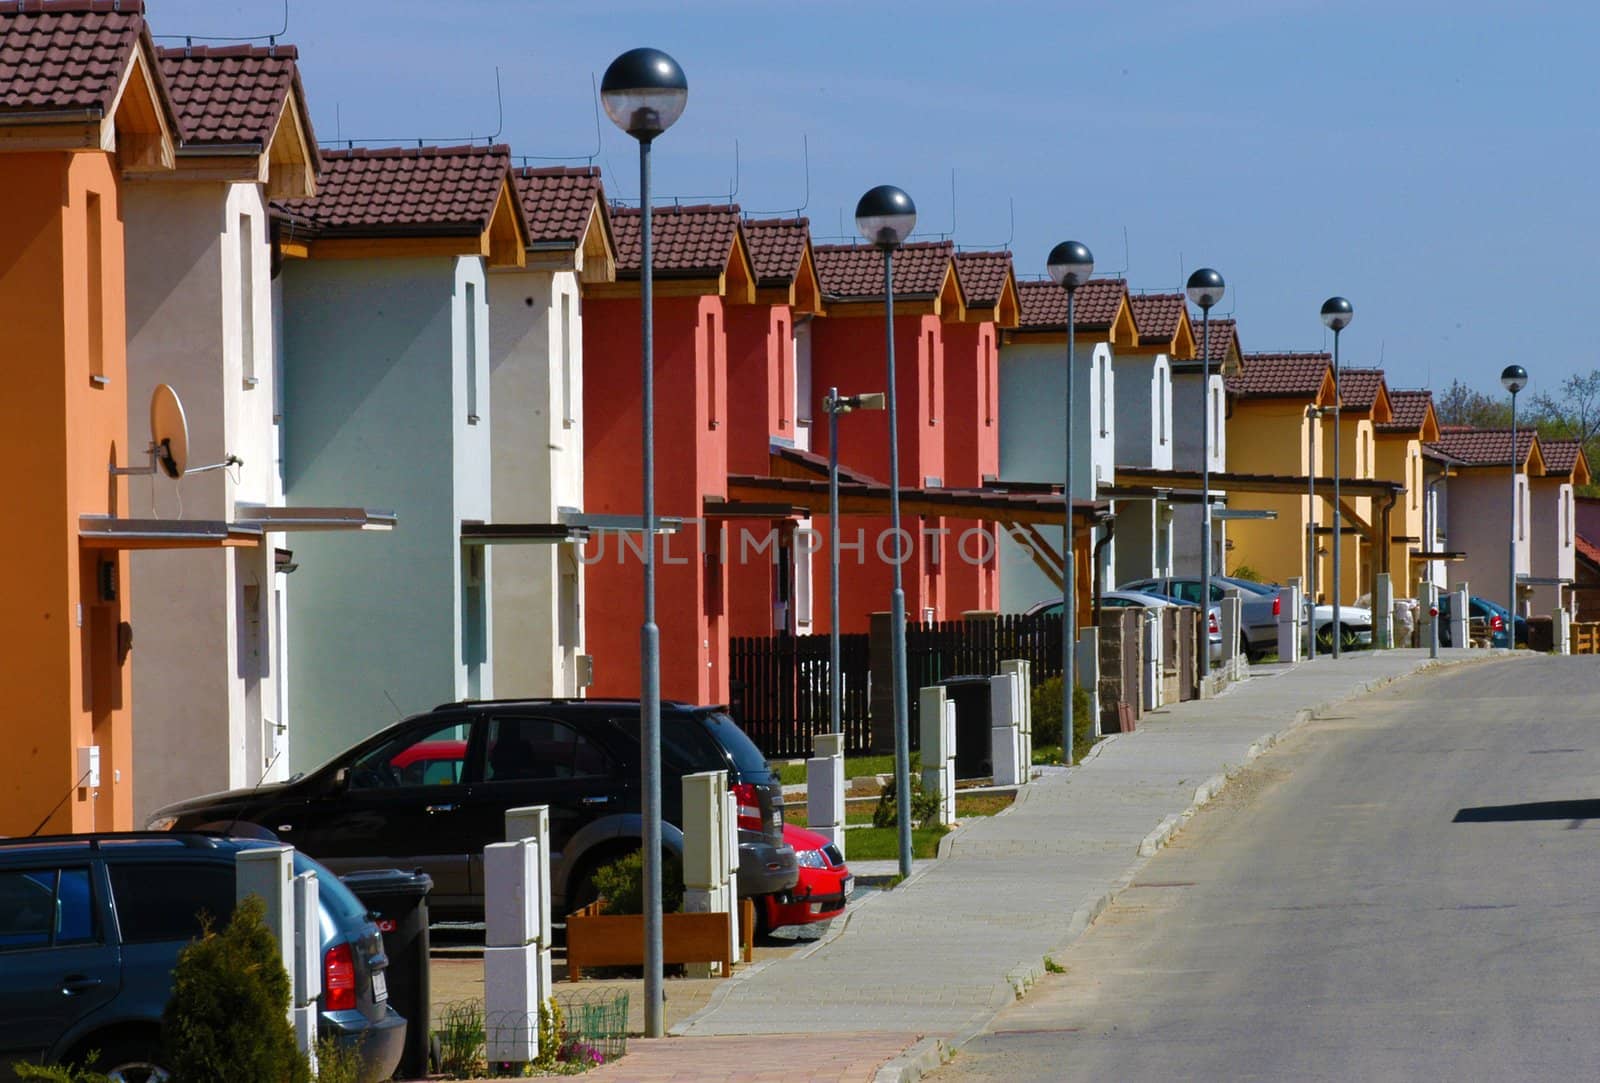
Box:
[1307, 603, 1374, 650]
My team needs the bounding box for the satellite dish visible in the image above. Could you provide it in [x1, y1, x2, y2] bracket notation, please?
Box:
[149, 384, 189, 480]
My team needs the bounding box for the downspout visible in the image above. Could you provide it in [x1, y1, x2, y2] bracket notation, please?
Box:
[1092, 514, 1117, 630]
[1380, 488, 1399, 576]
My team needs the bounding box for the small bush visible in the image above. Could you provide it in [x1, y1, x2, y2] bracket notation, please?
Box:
[161, 894, 309, 1083]
[1229, 563, 1265, 583]
[1031, 677, 1092, 751]
[593, 850, 684, 915]
[436, 1001, 487, 1079]
[871, 773, 942, 829]
[14, 1061, 109, 1082]
[312, 1036, 362, 1083]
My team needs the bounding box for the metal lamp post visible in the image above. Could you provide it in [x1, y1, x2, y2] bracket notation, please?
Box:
[824, 389, 885, 736]
[1502, 364, 1529, 632]
[1186, 268, 1225, 682]
[600, 46, 687, 1040]
[1046, 241, 1094, 762]
[855, 185, 917, 878]
[1320, 297, 1353, 657]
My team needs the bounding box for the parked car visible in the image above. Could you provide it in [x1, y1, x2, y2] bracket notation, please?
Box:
[0, 832, 404, 1083]
[1119, 576, 1280, 659]
[148, 699, 799, 922]
[1026, 591, 1222, 664]
[1436, 593, 1528, 648]
[758, 824, 852, 933]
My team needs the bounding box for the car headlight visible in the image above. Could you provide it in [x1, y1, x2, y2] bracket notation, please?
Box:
[796, 848, 828, 870]
[146, 814, 179, 831]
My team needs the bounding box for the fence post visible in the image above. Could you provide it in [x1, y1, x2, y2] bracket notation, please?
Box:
[484, 835, 544, 1064]
[1000, 659, 1032, 769]
[1556, 607, 1571, 655]
[919, 686, 954, 824]
[808, 732, 847, 854]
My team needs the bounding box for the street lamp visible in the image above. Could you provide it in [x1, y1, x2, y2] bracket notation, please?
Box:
[1046, 241, 1093, 763]
[601, 45, 686, 1040]
[823, 389, 885, 740]
[1187, 268, 1225, 683]
[856, 185, 916, 879]
[1320, 296, 1353, 658]
[1502, 363, 1529, 631]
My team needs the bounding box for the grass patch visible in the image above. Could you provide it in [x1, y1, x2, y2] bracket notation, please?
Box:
[777, 753, 906, 786]
[1031, 736, 1104, 767]
[843, 825, 948, 861]
[1044, 956, 1066, 974]
[956, 792, 1015, 818]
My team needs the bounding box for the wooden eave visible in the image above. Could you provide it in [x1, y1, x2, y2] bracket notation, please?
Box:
[483, 176, 528, 268]
[576, 198, 616, 284]
[1370, 382, 1393, 424]
[1169, 309, 1197, 360]
[304, 234, 491, 261]
[1419, 403, 1441, 443]
[263, 89, 315, 200]
[1526, 438, 1546, 475]
[725, 228, 757, 305]
[935, 262, 967, 324]
[1315, 367, 1339, 408]
[961, 269, 1021, 328]
[0, 45, 175, 171]
[1110, 296, 1138, 348]
[1572, 451, 1592, 487]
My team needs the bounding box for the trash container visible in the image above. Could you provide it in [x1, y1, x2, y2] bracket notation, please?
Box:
[341, 869, 433, 1081]
[938, 675, 994, 779]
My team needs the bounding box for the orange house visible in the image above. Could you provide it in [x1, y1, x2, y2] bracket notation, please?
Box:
[0, 1, 182, 834]
[808, 241, 967, 633]
[724, 217, 825, 638]
[583, 205, 755, 704]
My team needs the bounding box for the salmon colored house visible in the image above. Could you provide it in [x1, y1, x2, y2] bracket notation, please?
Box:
[1374, 388, 1441, 598]
[0, 0, 183, 834]
[583, 204, 755, 704]
[807, 241, 966, 632]
[724, 217, 825, 639]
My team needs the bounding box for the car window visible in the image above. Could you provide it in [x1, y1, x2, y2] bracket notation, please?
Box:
[0, 867, 95, 950]
[1172, 582, 1203, 604]
[110, 862, 235, 944]
[698, 711, 774, 781]
[351, 721, 471, 790]
[1103, 597, 1133, 608]
[485, 717, 614, 782]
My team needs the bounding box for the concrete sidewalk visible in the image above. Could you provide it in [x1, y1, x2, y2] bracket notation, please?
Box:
[651, 648, 1493, 1078]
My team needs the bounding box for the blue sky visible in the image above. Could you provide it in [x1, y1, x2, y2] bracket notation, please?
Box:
[150, 0, 1599, 398]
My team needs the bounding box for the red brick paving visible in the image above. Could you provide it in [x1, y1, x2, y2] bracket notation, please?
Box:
[582, 1032, 921, 1082]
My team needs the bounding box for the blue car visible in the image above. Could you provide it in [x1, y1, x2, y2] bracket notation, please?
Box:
[1436, 593, 1528, 648]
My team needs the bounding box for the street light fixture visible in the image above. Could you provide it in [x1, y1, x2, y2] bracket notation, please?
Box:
[1502, 363, 1529, 629]
[1046, 241, 1093, 762]
[600, 45, 687, 1040]
[856, 185, 916, 879]
[1320, 296, 1353, 658]
[824, 389, 885, 742]
[1187, 268, 1225, 683]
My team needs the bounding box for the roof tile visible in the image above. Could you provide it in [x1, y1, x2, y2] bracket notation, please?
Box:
[611, 203, 742, 278]
[1227, 352, 1331, 398]
[742, 217, 809, 286]
[1129, 293, 1185, 344]
[814, 240, 952, 301]
[1015, 277, 1127, 330]
[1428, 429, 1536, 466]
[1575, 532, 1600, 567]
[157, 44, 305, 149]
[0, 0, 150, 114]
[1337, 367, 1386, 413]
[952, 250, 1013, 308]
[1194, 317, 1239, 362]
[512, 165, 605, 248]
[1377, 388, 1434, 433]
[1541, 437, 1584, 476]
[274, 144, 515, 237]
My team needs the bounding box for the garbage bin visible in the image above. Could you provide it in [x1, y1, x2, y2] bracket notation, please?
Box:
[341, 869, 433, 1081]
[938, 675, 994, 779]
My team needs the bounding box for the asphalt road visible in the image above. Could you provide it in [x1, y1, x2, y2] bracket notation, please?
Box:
[938, 656, 1600, 1082]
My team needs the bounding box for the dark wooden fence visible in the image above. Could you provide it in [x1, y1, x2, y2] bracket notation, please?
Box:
[729, 632, 871, 757]
[904, 615, 1061, 733]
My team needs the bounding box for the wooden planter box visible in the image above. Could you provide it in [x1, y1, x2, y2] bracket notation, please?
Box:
[565, 899, 755, 981]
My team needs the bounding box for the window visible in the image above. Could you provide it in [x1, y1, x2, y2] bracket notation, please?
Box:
[983, 330, 995, 426]
[1098, 353, 1109, 437]
[1158, 367, 1168, 445]
[351, 720, 471, 789]
[0, 868, 95, 950]
[484, 717, 613, 782]
[560, 292, 574, 428]
[927, 330, 937, 424]
[1211, 385, 1222, 455]
[110, 863, 234, 944]
[777, 316, 790, 428]
[464, 281, 479, 423]
[706, 310, 720, 430]
[239, 212, 256, 387]
[462, 545, 486, 697]
[86, 192, 104, 384]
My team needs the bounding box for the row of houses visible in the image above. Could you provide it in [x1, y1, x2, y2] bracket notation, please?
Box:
[1, 2, 1583, 837]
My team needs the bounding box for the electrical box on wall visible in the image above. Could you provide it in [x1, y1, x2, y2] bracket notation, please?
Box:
[77, 745, 101, 788]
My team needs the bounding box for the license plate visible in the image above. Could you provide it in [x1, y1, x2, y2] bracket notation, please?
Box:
[371, 970, 387, 1003]
[842, 875, 854, 898]
[771, 811, 782, 828]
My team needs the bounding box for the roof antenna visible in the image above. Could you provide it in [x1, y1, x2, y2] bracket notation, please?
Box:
[587, 72, 603, 167]
[727, 139, 740, 204]
[1003, 197, 1014, 250]
[487, 66, 504, 144]
[335, 102, 340, 144]
[796, 134, 810, 217]
[1105, 225, 1130, 278]
[949, 167, 957, 241]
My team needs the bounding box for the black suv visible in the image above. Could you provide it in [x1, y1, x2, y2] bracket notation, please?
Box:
[149, 699, 799, 922]
[0, 833, 404, 1083]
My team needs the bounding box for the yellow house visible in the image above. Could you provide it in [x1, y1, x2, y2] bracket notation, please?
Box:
[1375, 389, 1441, 597]
[1223, 353, 1338, 594]
[1331, 368, 1394, 601]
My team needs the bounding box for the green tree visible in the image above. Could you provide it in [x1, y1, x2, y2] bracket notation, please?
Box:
[1435, 378, 1509, 429]
[1530, 368, 1600, 495]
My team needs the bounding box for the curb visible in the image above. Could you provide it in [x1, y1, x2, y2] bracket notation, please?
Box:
[873, 1035, 952, 1083]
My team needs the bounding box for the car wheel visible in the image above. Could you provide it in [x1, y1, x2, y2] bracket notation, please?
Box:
[86, 1036, 173, 1083]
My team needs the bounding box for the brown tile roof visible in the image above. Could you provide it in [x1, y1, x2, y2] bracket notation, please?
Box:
[611, 203, 742, 278]
[1439, 423, 1475, 433]
[1015, 277, 1127, 330]
[1194, 317, 1239, 362]
[742, 217, 810, 286]
[1575, 532, 1600, 568]
[0, 0, 163, 115]
[1129, 293, 1186, 345]
[1428, 429, 1536, 466]
[1378, 389, 1434, 433]
[512, 165, 606, 248]
[814, 240, 953, 301]
[275, 144, 517, 237]
[1227, 352, 1331, 399]
[1336, 367, 1386, 413]
[157, 44, 310, 152]
[1541, 437, 1584, 476]
[953, 250, 1013, 308]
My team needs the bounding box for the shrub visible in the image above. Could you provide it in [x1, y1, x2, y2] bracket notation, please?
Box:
[435, 1001, 487, 1079]
[1031, 677, 1092, 751]
[161, 894, 310, 1083]
[13, 1062, 110, 1082]
[593, 849, 684, 916]
[1229, 562, 1265, 583]
[872, 773, 942, 829]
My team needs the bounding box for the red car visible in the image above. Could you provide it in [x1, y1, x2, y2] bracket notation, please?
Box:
[759, 824, 853, 932]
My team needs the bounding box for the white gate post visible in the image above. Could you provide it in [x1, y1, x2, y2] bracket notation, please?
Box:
[484, 837, 544, 1064]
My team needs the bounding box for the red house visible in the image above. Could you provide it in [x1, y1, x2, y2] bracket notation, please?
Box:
[807, 241, 967, 633]
[582, 205, 755, 704]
